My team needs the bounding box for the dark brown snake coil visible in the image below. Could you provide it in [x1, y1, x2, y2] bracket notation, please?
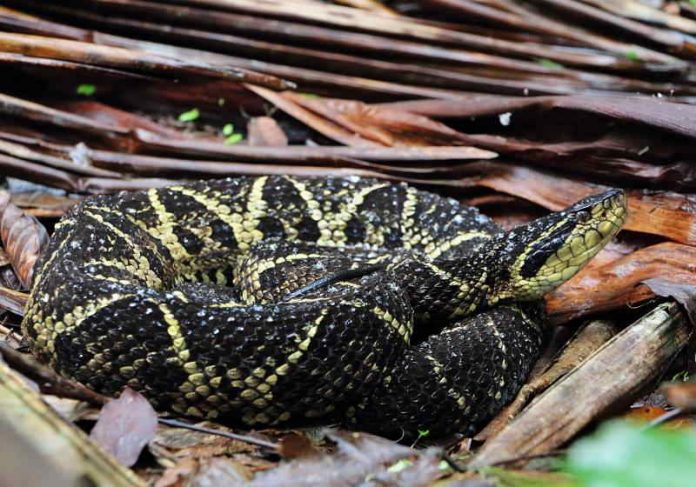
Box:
[22, 176, 626, 438]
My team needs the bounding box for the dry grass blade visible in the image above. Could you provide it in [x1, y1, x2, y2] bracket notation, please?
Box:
[0, 191, 49, 289]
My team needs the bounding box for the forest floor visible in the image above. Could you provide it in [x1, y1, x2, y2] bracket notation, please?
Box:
[1, 1, 696, 486]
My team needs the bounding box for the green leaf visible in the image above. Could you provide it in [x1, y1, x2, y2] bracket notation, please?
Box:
[417, 428, 430, 439]
[76, 84, 96, 96]
[536, 58, 564, 69]
[565, 421, 696, 487]
[177, 108, 200, 122]
[625, 50, 640, 61]
[224, 133, 243, 145]
[387, 459, 412, 473]
[222, 123, 235, 136]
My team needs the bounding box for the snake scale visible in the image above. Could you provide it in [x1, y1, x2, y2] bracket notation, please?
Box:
[22, 176, 626, 438]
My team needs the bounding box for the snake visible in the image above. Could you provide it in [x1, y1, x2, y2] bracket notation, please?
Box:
[21, 176, 626, 438]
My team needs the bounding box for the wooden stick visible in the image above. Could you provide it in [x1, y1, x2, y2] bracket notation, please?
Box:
[470, 302, 691, 467]
[0, 358, 142, 486]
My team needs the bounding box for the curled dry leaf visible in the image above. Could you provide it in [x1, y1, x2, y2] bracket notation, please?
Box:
[247, 117, 289, 147]
[89, 386, 159, 467]
[0, 190, 49, 289]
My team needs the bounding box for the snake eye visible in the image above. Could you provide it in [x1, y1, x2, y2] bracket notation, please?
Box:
[576, 211, 591, 223]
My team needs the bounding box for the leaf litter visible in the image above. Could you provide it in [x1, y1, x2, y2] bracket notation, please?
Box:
[0, 0, 696, 485]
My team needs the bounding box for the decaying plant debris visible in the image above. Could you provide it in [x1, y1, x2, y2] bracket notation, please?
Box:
[1, 1, 696, 486]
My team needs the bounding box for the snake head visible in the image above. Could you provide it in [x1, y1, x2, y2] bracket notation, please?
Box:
[493, 189, 627, 302]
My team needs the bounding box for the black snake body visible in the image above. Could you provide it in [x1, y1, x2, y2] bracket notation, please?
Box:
[22, 176, 626, 438]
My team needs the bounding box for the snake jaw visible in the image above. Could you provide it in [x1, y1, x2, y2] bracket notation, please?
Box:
[496, 189, 627, 302]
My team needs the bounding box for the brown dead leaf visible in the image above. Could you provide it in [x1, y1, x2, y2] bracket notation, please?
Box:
[662, 381, 696, 412]
[278, 432, 320, 459]
[90, 387, 159, 467]
[250, 431, 421, 487]
[247, 117, 289, 147]
[623, 405, 692, 429]
[283, 91, 482, 147]
[149, 424, 259, 462]
[0, 190, 49, 288]
[10, 191, 79, 217]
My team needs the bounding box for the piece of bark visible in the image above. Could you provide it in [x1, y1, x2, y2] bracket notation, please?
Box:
[470, 302, 691, 467]
[475, 320, 619, 441]
[0, 357, 143, 486]
[475, 164, 696, 245]
[547, 242, 696, 323]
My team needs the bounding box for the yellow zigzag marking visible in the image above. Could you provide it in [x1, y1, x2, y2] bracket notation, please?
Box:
[237, 309, 329, 425]
[424, 354, 468, 411]
[284, 177, 389, 247]
[146, 188, 192, 264]
[426, 231, 491, 260]
[42, 293, 135, 359]
[170, 178, 268, 252]
[84, 210, 163, 289]
[372, 305, 411, 342]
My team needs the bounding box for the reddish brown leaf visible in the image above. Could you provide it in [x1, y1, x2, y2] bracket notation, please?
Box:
[247, 117, 288, 147]
[89, 387, 158, 467]
[0, 190, 49, 289]
[283, 91, 489, 148]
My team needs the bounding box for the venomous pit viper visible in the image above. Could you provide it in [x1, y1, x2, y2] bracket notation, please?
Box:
[22, 176, 626, 438]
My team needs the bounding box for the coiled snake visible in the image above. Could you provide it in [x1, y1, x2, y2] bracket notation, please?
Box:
[22, 176, 626, 438]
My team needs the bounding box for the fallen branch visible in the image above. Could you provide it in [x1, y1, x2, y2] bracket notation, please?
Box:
[470, 302, 691, 467]
[0, 355, 142, 486]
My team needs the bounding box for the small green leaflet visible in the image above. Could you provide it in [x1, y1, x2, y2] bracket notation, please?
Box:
[178, 108, 200, 122]
[222, 123, 235, 136]
[224, 133, 243, 145]
[76, 84, 96, 96]
[537, 59, 564, 69]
